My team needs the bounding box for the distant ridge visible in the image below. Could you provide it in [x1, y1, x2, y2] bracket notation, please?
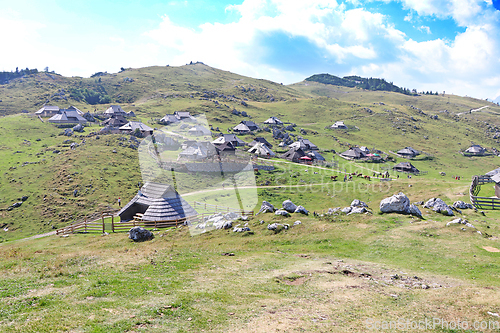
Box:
[305, 73, 418, 96]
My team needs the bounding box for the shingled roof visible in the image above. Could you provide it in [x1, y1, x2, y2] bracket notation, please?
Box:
[118, 182, 197, 222]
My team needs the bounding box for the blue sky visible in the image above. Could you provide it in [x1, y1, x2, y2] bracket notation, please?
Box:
[1, 0, 499, 101]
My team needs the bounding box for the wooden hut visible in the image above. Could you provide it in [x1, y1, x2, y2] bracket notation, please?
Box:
[491, 174, 500, 198]
[104, 105, 126, 117]
[331, 121, 347, 129]
[264, 116, 283, 125]
[248, 143, 275, 157]
[393, 162, 419, 173]
[465, 145, 486, 156]
[212, 134, 246, 147]
[102, 114, 127, 127]
[48, 110, 87, 125]
[119, 121, 153, 136]
[188, 125, 211, 136]
[35, 105, 60, 116]
[118, 182, 197, 222]
[250, 137, 273, 148]
[397, 147, 419, 158]
[159, 114, 180, 125]
[340, 147, 366, 160]
[216, 142, 236, 156]
[280, 147, 306, 162]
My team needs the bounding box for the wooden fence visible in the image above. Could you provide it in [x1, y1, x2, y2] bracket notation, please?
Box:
[469, 175, 500, 209]
[56, 204, 254, 236]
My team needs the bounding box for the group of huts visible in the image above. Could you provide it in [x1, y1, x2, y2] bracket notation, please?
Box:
[36, 104, 155, 136]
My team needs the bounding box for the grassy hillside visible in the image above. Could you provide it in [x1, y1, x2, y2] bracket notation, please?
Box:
[1, 64, 500, 331]
[0, 63, 306, 116]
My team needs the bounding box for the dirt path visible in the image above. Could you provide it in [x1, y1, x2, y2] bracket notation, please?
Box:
[457, 105, 489, 116]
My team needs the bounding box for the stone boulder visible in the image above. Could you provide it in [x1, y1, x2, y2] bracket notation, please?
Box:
[129, 227, 154, 242]
[73, 124, 84, 132]
[446, 218, 476, 228]
[408, 204, 422, 216]
[424, 198, 454, 216]
[282, 200, 297, 213]
[341, 206, 352, 214]
[257, 201, 275, 214]
[350, 199, 368, 208]
[380, 192, 410, 214]
[275, 209, 290, 217]
[327, 207, 341, 214]
[294, 205, 308, 215]
[453, 201, 474, 210]
[347, 207, 367, 215]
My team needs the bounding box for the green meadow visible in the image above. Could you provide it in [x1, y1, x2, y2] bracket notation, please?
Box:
[0, 64, 500, 332]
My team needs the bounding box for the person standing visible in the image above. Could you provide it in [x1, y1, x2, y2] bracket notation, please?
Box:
[118, 197, 121, 207]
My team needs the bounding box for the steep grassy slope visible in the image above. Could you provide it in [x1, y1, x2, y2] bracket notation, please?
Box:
[0, 63, 305, 115]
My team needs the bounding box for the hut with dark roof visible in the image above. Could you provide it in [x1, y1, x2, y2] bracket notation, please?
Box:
[215, 142, 236, 156]
[248, 142, 275, 157]
[340, 147, 366, 160]
[212, 134, 246, 147]
[102, 114, 127, 127]
[250, 137, 273, 148]
[280, 147, 306, 162]
[397, 147, 419, 158]
[393, 162, 419, 173]
[465, 145, 486, 156]
[118, 182, 197, 222]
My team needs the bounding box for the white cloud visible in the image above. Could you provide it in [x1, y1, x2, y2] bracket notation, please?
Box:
[417, 25, 432, 34]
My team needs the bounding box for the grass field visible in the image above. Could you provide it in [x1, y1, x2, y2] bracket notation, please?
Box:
[2, 64, 500, 331]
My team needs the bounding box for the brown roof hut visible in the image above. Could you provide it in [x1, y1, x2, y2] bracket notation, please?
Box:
[340, 147, 366, 159]
[215, 142, 237, 156]
[102, 114, 127, 127]
[250, 137, 273, 148]
[118, 182, 197, 222]
[393, 162, 419, 173]
[104, 105, 126, 116]
[212, 134, 246, 147]
[397, 147, 419, 158]
[280, 147, 306, 162]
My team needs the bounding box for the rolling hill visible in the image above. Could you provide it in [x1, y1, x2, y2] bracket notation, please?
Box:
[0, 63, 499, 242]
[2, 64, 500, 332]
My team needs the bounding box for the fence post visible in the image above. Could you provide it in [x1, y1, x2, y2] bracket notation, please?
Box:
[112, 216, 115, 233]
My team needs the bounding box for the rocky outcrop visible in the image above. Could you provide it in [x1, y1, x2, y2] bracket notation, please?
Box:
[257, 201, 275, 214]
[453, 201, 474, 210]
[282, 200, 297, 213]
[379, 192, 422, 216]
[424, 198, 454, 216]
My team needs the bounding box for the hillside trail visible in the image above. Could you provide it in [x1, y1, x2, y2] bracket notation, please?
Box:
[457, 105, 489, 115]
[259, 157, 385, 175]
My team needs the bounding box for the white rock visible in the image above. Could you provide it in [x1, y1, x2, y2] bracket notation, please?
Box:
[293, 220, 302, 226]
[275, 209, 290, 216]
[294, 205, 308, 215]
[347, 207, 367, 215]
[282, 200, 297, 213]
[341, 206, 352, 214]
[379, 192, 410, 214]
